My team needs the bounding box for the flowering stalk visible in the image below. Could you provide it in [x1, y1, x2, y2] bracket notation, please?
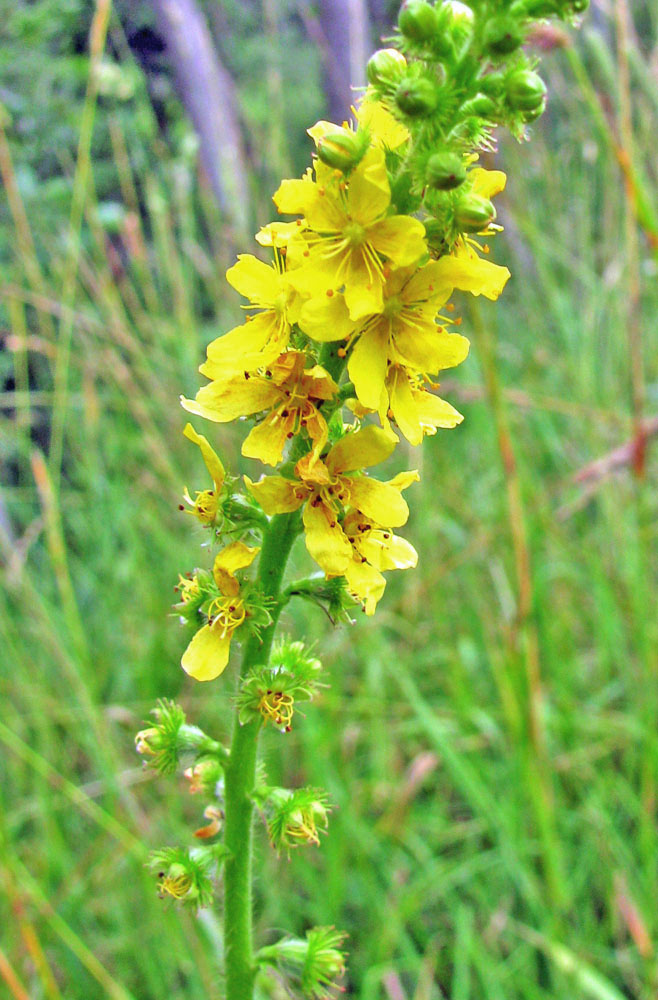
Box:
[136, 3, 586, 997]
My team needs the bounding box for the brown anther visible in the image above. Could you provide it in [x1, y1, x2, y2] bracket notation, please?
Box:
[178, 504, 185, 511]
[454, 317, 462, 326]
[383, 532, 390, 539]
[304, 250, 310, 257]
[244, 371, 251, 379]
[387, 408, 394, 419]
[337, 347, 347, 358]
[281, 409, 289, 417]
[229, 605, 236, 612]
[446, 303, 455, 312]
[287, 432, 294, 439]
[326, 289, 334, 297]
[296, 219, 302, 226]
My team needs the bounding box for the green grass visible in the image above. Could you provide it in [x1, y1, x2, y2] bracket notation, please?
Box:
[1, 9, 658, 999]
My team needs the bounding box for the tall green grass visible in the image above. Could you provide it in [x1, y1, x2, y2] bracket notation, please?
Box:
[1, 6, 657, 998]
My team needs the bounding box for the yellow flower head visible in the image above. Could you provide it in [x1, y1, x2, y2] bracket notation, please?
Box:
[298, 261, 470, 414]
[181, 541, 260, 682]
[182, 351, 337, 467]
[182, 423, 226, 525]
[246, 425, 417, 580]
[275, 146, 426, 320]
[202, 253, 303, 377]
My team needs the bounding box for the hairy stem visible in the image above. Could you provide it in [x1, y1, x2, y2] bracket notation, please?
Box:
[223, 510, 302, 1000]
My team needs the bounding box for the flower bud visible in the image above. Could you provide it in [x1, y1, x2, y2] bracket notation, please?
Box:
[366, 47, 407, 86]
[483, 17, 523, 55]
[316, 129, 369, 172]
[426, 152, 466, 190]
[569, 0, 589, 11]
[257, 926, 347, 1000]
[395, 76, 438, 116]
[506, 69, 547, 113]
[398, 1, 439, 42]
[455, 193, 496, 231]
[460, 93, 497, 118]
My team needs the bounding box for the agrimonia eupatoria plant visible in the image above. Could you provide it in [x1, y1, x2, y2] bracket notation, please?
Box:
[136, 2, 586, 996]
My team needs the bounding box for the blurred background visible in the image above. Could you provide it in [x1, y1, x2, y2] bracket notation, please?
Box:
[1, 0, 657, 997]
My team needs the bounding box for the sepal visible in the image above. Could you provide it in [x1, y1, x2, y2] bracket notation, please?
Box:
[257, 786, 330, 853]
[236, 639, 324, 730]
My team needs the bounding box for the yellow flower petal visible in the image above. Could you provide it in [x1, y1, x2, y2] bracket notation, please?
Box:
[327, 424, 396, 475]
[242, 414, 291, 467]
[273, 169, 316, 215]
[347, 147, 390, 225]
[368, 216, 426, 267]
[181, 623, 232, 682]
[344, 557, 386, 615]
[356, 98, 409, 149]
[302, 501, 352, 575]
[416, 390, 463, 430]
[255, 221, 303, 247]
[348, 325, 389, 410]
[182, 377, 280, 423]
[226, 254, 281, 305]
[183, 423, 225, 490]
[343, 268, 384, 320]
[213, 540, 260, 577]
[393, 328, 470, 373]
[388, 370, 423, 446]
[245, 475, 306, 515]
[432, 253, 510, 301]
[347, 477, 410, 527]
[298, 293, 355, 343]
[202, 313, 283, 378]
[469, 167, 507, 199]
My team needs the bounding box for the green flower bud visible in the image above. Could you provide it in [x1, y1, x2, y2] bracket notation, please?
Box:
[460, 93, 497, 118]
[569, 0, 589, 11]
[483, 17, 523, 55]
[506, 70, 547, 113]
[366, 47, 407, 86]
[455, 193, 496, 231]
[398, 1, 439, 42]
[426, 152, 466, 190]
[479, 72, 505, 97]
[395, 76, 438, 116]
[316, 129, 369, 172]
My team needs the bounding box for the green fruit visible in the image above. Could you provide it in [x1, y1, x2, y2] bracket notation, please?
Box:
[395, 76, 438, 116]
[398, 1, 439, 42]
[366, 48, 407, 86]
[426, 152, 466, 190]
[455, 193, 496, 231]
[506, 69, 547, 112]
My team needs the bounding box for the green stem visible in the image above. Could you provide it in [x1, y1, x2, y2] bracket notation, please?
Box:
[223, 510, 302, 1000]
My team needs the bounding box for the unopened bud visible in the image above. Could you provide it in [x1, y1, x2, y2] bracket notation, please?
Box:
[398, 1, 439, 42]
[506, 69, 547, 113]
[366, 47, 407, 86]
[460, 93, 497, 118]
[455, 193, 496, 232]
[483, 17, 523, 55]
[395, 76, 438, 116]
[316, 129, 369, 172]
[426, 152, 466, 190]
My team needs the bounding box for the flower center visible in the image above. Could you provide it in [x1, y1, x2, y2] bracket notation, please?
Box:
[343, 221, 366, 247]
[207, 597, 246, 635]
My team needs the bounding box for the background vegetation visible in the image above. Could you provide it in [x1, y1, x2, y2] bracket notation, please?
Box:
[1, 1, 657, 997]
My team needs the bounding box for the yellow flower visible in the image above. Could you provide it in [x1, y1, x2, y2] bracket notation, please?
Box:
[182, 351, 337, 467]
[298, 261, 470, 412]
[275, 147, 426, 319]
[342, 502, 418, 614]
[202, 253, 302, 377]
[246, 425, 417, 579]
[182, 423, 226, 525]
[181, 541, 259, 682]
